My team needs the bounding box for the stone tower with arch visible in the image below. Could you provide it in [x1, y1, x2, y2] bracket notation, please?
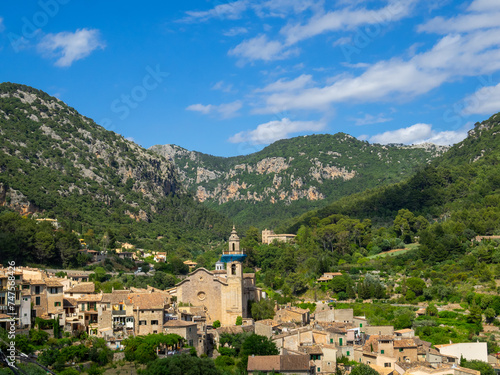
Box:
[221, 226, 245, 325]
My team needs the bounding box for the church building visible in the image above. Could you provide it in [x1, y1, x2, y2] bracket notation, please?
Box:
[169, 226, 263, 326]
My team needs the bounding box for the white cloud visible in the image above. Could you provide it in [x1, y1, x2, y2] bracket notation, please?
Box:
[223, 27, 248, 37]
[228, 34, 298, 62]
[256, 29, 500, 113]
[37, 28, 105, 67]
[282, 0, 416, 45]
[186, 101, 242, 118]
[181, 0, 249, 22]
[332, 37, 352, 47]
[368, 123, 469, 145]
[468, 0, 500, 12]
[462, 82, 500, 115]
[419, 0, 500, 34]
[352, 113, 392, 126]
[0, 17, 5, 33]
[418, 13, 500, 34]
[255, 74, 313, 93]
[186, 103, 214, 115]
[212, 81, 234, 92]
[253, 0, 319, 18]
[229, 117, 325, 145]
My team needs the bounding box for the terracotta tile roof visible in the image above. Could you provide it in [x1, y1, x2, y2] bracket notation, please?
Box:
[101, 290, 132, 304]
[394, 339, 417, 348]
[394, 328, 414, 334]
[77, 294, 102, 302]
[255, 319, 279, 327]
[44, 278, 63, 287]
[164, 320, 197, 327]
[64, 298, 77, 307]
[247, 355, 310, 372]
[216, 325, 254, 335]
[0, 313, 12, 319]
[129, 292, 168, 309]
[298, 345, 323, 355]
[67, 282, 95, 294]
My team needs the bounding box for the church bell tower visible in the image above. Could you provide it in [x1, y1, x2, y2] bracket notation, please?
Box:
[220, 226, 246, 325]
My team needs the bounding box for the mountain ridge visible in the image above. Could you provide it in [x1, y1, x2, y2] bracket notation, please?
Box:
[150, 134, 448, 227]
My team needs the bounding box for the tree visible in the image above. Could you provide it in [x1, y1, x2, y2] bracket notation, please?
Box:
[251, 299, 275, 321]
[235, 316, 243, 326]
[351, 364, 380, 375]
[460, 359, 495, 375]
[484, 307, 496, 323]
[142, 354, 221, 375]
[426, 304, 438, 317]
[212, 320, 221, 329]
[238, 334, 279, 372]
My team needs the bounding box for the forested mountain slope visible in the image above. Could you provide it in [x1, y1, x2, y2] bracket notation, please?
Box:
[151, 135, 447, 228]
[0, 83, 230, 254]
[285, 113, 500, 234]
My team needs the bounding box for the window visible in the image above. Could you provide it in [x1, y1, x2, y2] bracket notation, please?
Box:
[153, 331, 157, 334]
[35, 296, 40, 306]
[231, 264, 236, 275]
[54, 302, 61, 307]
[48, 287, 59, 294]
[189, 340, 193, 346]
[339, 338, 343, 346]
[318, 368, 321, 373]
[151, 320, 158, 325]
[381, 350, 384, 354]
[399, 348, 403, 352]
[0, 295, 5, 305]
[35, 286, 40, 294]
[347, 351, 350, 356]
[360, 323, 363, 328]
[384, 363, 391, 368]
[139, 320, 147, 325]
[330, 338, 333, 344]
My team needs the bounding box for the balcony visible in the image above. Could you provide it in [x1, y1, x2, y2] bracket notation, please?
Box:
[112, 310, 126, 316]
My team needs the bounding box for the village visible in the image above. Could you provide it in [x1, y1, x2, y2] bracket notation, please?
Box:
[0, 227, 497, 375]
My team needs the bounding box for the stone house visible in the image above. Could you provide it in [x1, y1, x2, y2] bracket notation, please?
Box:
[247, 354, 312, 374]
[274, 306, 310, 325]
[163, 320, 200, 353]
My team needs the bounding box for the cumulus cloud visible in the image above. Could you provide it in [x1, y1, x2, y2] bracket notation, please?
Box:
[367, 123, 469, 145]
[37, 28, 105, 67]
[228, 34, 298, 63]
[462, 82, 500, 115]
[228, 117, 325, 145]
[186, 101, 242, 119]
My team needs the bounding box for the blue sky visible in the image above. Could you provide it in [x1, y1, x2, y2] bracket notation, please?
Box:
[1, 0, 500, 157]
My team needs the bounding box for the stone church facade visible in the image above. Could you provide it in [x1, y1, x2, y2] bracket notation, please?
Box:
[170, 227, 262, 326]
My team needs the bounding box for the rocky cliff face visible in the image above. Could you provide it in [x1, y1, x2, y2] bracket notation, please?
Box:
[0, 83, 178, 222]
[150, 135, 448, 211]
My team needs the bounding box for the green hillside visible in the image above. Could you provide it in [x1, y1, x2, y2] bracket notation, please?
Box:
[151, 134, 446, 228]
[284, 113, 500, 235]
[0, 82, 231, 264]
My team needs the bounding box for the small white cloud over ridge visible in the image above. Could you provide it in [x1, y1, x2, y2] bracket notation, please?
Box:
[229, 117, 325, 145]
[367, 123, 470, 145]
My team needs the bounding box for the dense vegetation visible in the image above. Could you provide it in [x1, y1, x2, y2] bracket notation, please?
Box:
[0, 83, 232, 264]
[151, 134, 445, 228]
[285, 114, 500, 231]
